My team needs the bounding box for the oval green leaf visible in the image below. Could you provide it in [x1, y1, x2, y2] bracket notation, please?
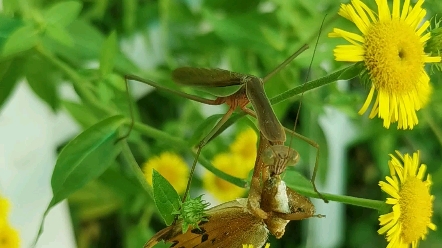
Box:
[283, 170, 314, 191]
[99, 31, 118, 77]
[2, 24, 38, 57]
[0, 58, 26, 109]
[43, 1, 83, 27]
[50, 115, 125, 206]
[62, 100, 100, 128]
[25, 56, 59, 111]
[34, 115, 125, 245]
[152, 169, 181, 226]
[45, 24, 74, 47]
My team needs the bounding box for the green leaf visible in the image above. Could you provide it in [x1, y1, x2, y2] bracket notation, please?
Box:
[105, 73, 126, 92]
[50, 115, 125, 206]
[99, 31, 118, 77]
[62, 100, 100, 128]
[35, 115, 125, 245]
[283, 170, 314, 192]
[2, 24, 38, 57]
[45, 24, 74, 47]
[42, 19, 103, 62]
[125, 222, 154, 248]
[152, 169, 181, 226]
[2, 0, 19, 15]
[42, 19, 138, 74]
[43, 1, 83, 27]
[97, 78, 115, 104]
[25, 55, 59, 111]
[0, 58, 23, 109]
[205, 11, 273, 54]
[261, 25, 285, 51]
[69, 180, 121, 221]
[0, 16, 24, 48]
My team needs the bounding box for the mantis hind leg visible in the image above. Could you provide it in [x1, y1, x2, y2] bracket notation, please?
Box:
[181, 107, 235, 202]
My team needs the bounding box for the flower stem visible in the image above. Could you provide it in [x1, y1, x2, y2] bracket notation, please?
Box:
[270, 65, 354, 105]
[291, 185, 389, 211]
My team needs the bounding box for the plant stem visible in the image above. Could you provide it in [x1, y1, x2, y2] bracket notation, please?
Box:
[291, 185, 389, 211]
[270, 65, 353, 105]
[120, 140, 152, 195]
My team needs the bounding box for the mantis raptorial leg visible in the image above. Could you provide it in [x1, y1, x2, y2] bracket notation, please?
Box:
[123, 45, 310, 202]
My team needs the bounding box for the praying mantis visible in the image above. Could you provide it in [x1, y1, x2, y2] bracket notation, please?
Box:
[124, 44, 327, 203]
[144, 131, 325, 248]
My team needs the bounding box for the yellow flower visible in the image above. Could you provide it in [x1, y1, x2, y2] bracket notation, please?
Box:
[204, 129, 258, 202]
[378, 150, 436, 247]
[203, 153, 249, 202]
[142, 152, 189, 194]
[230, 128, 258, 164]
[0, 223, 20, 248]
[0, 196, 10, 222]
[329, 0, 441, 129]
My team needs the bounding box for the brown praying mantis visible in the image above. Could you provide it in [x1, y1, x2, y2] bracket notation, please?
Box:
[144, 132, 324, 248]
[124, 44, 327, 203]
[247, 131, 325, 233]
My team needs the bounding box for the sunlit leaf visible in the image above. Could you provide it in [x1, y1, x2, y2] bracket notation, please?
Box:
[152, 169, 181, 226]
[43, 1, 83, 27]
[62, 100, 100, 128]
[50, 115, 125, 206]
[0, 58, 23, 109]
[0, 15, 23, 48]
[205, 12, 273, 54]
[35, 115, 125, 244]
[100, 31, 118, 77]
[25, 55, 59, 111]
[283, 170, 314, 191]
[69, 180, 121, 221]
[2, 24, 38, 57]
[45, 24, 74, 47]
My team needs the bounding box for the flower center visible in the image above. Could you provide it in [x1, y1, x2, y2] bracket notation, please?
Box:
[398, 177, 433, 243]
[363, 19, 424, 94]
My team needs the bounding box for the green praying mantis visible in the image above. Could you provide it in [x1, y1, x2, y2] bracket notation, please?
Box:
[124, 44, 327, 203]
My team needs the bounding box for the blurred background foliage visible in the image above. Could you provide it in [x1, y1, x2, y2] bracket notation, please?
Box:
[1, 0, 442, 247]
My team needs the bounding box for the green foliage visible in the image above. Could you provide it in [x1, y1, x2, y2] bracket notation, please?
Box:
[2, 24, 38, 56]
[152, 169, 181, 226]
[50, 115, 125, 206]
[1, 0, 441, 247]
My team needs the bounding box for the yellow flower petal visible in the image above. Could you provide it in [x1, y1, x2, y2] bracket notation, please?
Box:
[378, 150, 436, 247]
[142, 151, 189, 194]
[329, 0, 441, 130]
